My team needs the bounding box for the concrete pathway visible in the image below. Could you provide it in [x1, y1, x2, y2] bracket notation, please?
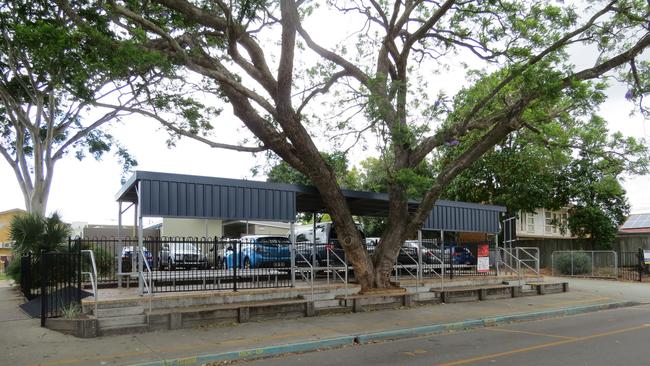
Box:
[0, 277, 646, 366]
[545, 276, 650, 303]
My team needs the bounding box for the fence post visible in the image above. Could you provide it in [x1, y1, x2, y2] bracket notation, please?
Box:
[76, 238, 82, 304]
[40, 252, 47, 327]
[639, 248, 644, 282]
[233, 240, 238, 292]
[571, 251, 574, 276]
[449, 245, 454, 280]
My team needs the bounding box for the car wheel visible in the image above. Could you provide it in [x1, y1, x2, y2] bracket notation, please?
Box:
[244, 257, 251, 269]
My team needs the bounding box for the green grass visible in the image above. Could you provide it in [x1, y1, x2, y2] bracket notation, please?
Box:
[0, 273, 7, 281]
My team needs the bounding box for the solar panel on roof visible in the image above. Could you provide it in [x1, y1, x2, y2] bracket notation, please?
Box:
[621, 213, 650, 229]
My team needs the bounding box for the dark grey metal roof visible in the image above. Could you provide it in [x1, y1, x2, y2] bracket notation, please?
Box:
[117, 171, 506, 233]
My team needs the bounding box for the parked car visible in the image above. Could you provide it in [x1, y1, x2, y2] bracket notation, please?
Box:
[428, 246, 476, 265]
[449, 246, 475, 265]
[225, 235, 292, 269]
[120, 246, 153, 272]
[393, 240, 445, 265]
[293, 222, 366, 266]
[158, 242, 207, 270]
[207, 239, 231, 269]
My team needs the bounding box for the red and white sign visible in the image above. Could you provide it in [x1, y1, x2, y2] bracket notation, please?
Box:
[477, 244, 490, 272]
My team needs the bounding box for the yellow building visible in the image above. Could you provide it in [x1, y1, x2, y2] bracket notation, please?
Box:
[0, 208, 26, 270]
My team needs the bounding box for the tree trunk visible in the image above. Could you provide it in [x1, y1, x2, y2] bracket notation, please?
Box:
[28, 184, 48, 216]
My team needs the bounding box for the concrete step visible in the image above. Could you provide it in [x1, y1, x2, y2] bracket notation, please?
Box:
[314, 299, 341, 309]
[95, 306, 145, 318]
[98, 314, 147, 329]
[100, 324, 149, 336]
[521, 289, 539, 297]
[315, 306, 352, 316]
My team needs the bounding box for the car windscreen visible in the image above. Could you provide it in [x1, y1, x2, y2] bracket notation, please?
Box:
[255, 237, 291, 246]
[172, 243, 198, 251]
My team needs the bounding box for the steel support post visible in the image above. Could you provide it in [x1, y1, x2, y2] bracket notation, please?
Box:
[136, 182, 144, 294]
[417, 230, 423, 284]
[117, 201, 123, 288]
[290, 222, 296, 287]
[312, 214, 317, 267]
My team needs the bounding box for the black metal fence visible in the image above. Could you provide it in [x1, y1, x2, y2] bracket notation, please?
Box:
[51, 237, 502, 294]
[619, 250, 644, 282]
[148, 237, 294, 293]
[40, 251, 83, 326]
[20, 254, 39, 300]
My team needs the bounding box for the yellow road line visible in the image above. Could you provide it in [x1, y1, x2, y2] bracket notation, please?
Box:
[484, 327, 576, 340]
[438, 324, 650, 366]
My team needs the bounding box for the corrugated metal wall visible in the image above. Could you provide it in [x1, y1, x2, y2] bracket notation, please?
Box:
[423, 205, 501, 233]
[125, 171, 504, 233]
[138, 179, 297, 221]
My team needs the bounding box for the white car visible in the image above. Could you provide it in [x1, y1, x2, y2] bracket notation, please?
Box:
[158, 242, 207, 270]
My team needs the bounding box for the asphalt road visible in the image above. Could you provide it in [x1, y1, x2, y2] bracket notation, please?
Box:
[238, 304, 650, 366]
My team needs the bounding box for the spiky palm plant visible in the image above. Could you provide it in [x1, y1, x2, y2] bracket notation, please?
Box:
[9, 212, 70, 255]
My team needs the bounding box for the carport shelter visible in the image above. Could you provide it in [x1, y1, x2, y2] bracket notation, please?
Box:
[115, 171, 506, 290]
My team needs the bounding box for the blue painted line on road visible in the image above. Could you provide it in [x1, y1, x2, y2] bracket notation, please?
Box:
[129, 301, 639, 366]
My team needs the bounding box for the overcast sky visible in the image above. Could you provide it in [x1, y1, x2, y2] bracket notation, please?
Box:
[1, 4, 649, 224]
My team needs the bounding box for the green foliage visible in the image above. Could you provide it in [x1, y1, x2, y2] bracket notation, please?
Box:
[82, 243, 114, 277]
[9, 212, 71, 255]
[6, 259, 21, 282]
[554, 252, 591, 275]
[61, 303, 82, 319]
[442, 112, 648, 243]
[266, 152, 354, 188]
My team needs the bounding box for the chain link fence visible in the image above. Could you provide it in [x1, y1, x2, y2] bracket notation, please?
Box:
[551, 251, 618, 279]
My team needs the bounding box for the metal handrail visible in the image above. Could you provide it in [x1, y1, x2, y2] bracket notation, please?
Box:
[326, 248, 348, 300]
[295, 251, 315, 301]
[395, 250, 419, 281]
[515, 247, 541, 281]
[421, 250, 444, 280]
[498, 248, 522, 284]
[80, 250, 98, 317]
[140, 248, 152, 296]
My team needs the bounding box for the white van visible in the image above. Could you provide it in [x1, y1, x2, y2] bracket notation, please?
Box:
[290, 222, 365, 265]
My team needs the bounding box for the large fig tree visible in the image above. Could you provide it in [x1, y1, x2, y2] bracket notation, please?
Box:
[61, 0, 649, 290]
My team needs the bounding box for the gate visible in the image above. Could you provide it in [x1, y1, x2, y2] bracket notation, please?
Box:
[618, 250, 644, 282]
[40, 250, 83, 326]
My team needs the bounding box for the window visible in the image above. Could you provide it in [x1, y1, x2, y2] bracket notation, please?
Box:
[545, 211, 553, 233]
[520, 212, 526, 231]
[527, 213, 535, 232]
[296, 234, 308, 242]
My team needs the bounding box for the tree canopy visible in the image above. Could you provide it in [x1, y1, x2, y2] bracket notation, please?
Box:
[443, 113, 649, 248]
[0, 0, 177, 214]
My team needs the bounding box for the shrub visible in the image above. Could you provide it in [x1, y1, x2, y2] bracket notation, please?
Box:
[6, 258, 21, 282]
[10, 212, 70, 255]
[554, 252, 591, 275]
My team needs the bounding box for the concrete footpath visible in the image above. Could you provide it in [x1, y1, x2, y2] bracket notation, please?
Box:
[0, 277, 648, 366]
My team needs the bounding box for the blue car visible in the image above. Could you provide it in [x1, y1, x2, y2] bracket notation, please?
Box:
[449, 246, 476, 265]
[225, 235, 292, 269]
[120, 246, 154, 272]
